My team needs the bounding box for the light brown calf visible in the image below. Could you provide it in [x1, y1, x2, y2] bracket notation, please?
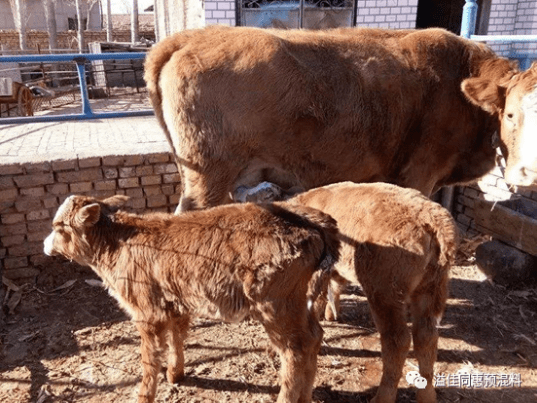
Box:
[288, 182, 459, 403]
[44, 195, 340, 403]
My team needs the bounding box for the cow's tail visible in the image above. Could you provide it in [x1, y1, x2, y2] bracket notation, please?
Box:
[283, 204, 341, 318]
[144, 31, 197, 153]
[416, 199, 460, 320]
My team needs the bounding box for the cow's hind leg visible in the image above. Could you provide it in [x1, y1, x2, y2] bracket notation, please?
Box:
[166, 315, 190, 384]
[135, 321, 167, 403]
[260, 302, 322, 403]
[369, 298, 411, 403]
[409, 266, 448, 403]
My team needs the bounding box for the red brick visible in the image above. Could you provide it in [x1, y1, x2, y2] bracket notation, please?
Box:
[27, 231, 50, 243]
[28, 221, 52, 233]
[155, 163, 178, 174]
[127, 198, 146, 209]
[52, 159, 77, 171]
[147, 154, 170, 164]
[9, 242, 43, 257]
[0, 177, 15, 190]
[43, 197, 59, 209]
[1, 235, 25, 247]
[0, 188, 18, 202]
[20, 187, 45, 197]
[27, 209, 50, 221]
[14, 173, 54, 188]
[141, 175, 162, 186]
[163, 173, 181, 184]
[4, 257, 28, 270]
[30, 254, 55, 267]
[119, 167, 137, 178]
[169, 194, 180, 206]
[0, 164, 23, 175]
[118, 178, 139, 188]
[4, 267, 39, 279]
[90, 190, 116, 199]
[103, 168, 119, 179]
[147, 195, 167, 208]
[143, 186, 162, 197]
[136, 165, 154, 176]
[15, 198, 43, 213]
[0, 223, 27, 236]
[95, 180, 117, 191]
[79, 157, 101, 168]
[70, 182, 93, 193]
[125, 188, 143, 198]
[102, 155, 144, 166]
[46, 183, 69, 195]
[23, 161, 51, 173]
[56, 168, 102, 183]
[2, 213, 25, 225]
[162, 185, 174, 195]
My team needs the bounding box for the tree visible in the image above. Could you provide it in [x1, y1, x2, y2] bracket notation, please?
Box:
[9, 0, 27, 50]
[44, 0, 58, 50]
[132, 0, 139, 43]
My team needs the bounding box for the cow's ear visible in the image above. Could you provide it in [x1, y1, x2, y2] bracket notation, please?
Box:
[461, 77, 506, 114]
[103, 195, 130, 210]
[76, 203, 101, 227]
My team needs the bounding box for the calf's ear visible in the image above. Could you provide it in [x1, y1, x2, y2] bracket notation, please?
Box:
[76, 203, 101, 227]
[461, 77, 506, 114]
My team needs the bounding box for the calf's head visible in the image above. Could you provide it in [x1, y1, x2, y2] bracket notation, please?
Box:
[463, 61, 537, 189]
[44, 195, 129, 265]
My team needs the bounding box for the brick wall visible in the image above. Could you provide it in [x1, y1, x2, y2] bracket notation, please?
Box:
[0, 29, 156, 52]
[356, 0, 418, 29]
[0, 153, 181, 283]
[206, 0, 237, 26]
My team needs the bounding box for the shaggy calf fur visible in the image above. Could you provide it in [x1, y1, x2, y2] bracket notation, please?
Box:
[289, 182, 459, 403]
[44, 195, 340, 403]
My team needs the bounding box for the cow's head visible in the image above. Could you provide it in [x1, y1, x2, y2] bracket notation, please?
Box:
[463, 61, 537, 188]
[44, 195, 129, 265]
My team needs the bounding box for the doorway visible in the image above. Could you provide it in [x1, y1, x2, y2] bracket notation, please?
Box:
[416, 0, 489, 35]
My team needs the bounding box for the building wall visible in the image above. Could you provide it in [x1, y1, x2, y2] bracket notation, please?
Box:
[0, 0, 102, 32]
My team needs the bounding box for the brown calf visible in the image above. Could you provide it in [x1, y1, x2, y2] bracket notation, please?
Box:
[288, 182, 459, 403]
[44, 195, 340, 403]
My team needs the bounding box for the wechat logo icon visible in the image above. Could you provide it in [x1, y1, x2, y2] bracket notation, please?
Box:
[406, 371, 428, 389]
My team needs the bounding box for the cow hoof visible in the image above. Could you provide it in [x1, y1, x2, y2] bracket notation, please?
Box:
[166, 369, 185, 384]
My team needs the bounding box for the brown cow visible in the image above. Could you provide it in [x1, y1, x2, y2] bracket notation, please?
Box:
[43, 195, 340, 403]
[144, 25, 537, 213]
[288, 182, 459, 403]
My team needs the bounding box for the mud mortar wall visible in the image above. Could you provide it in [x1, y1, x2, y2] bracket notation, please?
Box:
[0, 153, 181, 283]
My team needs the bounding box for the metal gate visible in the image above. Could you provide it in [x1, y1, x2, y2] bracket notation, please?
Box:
[238, 0, 357, 29]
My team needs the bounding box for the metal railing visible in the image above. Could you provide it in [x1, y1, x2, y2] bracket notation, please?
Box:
[0, 52, 153, 125]
[461, 0, 537, 69]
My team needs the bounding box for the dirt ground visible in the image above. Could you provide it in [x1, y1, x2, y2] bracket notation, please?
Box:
[1, 237, 536, 403]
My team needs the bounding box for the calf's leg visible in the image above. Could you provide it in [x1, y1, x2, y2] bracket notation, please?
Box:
[136, 322, 167, 403]
[260, 301, 322, 403]
[166, 315, 190, 384]
[409, 268, 448, 403]
[368, 298, 411, 403]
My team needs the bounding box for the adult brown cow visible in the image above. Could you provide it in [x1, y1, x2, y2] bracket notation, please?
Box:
[144, 25, 535, 212]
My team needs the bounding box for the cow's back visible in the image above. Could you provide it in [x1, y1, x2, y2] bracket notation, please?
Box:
[146, 26, 504, 209]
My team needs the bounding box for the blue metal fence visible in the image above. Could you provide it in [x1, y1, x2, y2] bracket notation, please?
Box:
[0, 52, 153, 125]
[461, 0, 537, 70]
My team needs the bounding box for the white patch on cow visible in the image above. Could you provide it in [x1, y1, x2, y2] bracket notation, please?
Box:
[54, 195, 75, 221]
[43, 232, 55, 256]
[519, 89, 537, 167]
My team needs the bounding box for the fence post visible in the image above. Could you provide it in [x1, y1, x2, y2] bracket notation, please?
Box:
[461, 0, 478, 38]
[74, 57, 93, 117]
